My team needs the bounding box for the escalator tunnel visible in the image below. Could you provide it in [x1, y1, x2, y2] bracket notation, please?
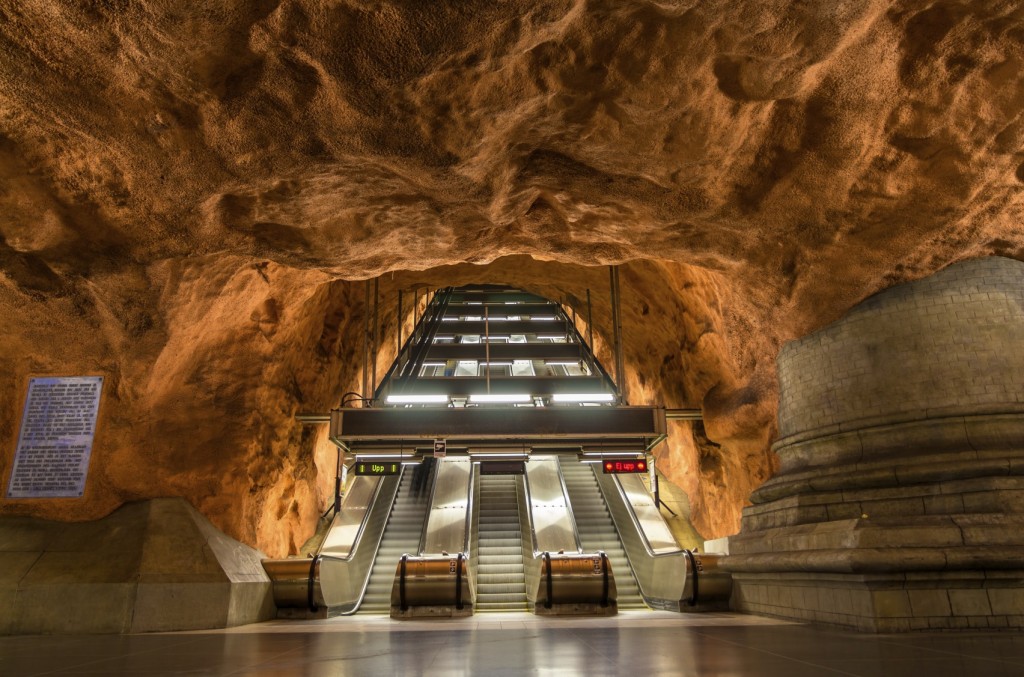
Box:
[262, 284, 732, 619]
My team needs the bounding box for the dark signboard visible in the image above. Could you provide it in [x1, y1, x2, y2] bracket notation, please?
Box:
[479, 461, 526, 475]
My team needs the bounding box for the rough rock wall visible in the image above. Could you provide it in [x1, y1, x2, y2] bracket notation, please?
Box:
[1, 1, 1023, 554]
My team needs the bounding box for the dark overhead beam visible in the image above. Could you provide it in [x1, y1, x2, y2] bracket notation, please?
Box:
[331, 406, 667, 442]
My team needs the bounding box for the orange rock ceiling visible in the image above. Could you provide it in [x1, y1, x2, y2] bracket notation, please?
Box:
[1, 2, 1022, 556]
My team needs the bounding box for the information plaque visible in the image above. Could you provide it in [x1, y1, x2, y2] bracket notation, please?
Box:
[6, 376, 103, 498]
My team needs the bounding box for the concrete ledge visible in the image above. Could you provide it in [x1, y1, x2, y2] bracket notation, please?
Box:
[0, 498, 275, 635]
[773, 412, 1024, 475]
[774, 407, 1024, 456]
[731, 571, 1024, 632]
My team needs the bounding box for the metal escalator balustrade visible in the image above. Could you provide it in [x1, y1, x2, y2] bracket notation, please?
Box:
[389, 458, 475, 618]
[475, 473, 527, 611]
[358, 465, 432, 613]
[594, 471, 733, 611]
[558, 456, 647, 610]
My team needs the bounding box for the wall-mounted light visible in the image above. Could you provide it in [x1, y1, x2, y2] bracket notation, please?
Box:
[468, 451, 529, 462]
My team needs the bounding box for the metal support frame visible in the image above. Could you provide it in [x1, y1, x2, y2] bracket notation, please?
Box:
[371, 278, 379, 396]
[362, 281, 371, 401]
[397, 290, 403, 355]
[586, 289, 594, 349]
[609, 267, 626, 403]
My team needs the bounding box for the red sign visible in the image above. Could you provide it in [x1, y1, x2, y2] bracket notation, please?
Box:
[602, 459, 647, 474]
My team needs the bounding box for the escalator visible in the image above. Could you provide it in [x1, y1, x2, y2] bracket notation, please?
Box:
[474, 472, 527, 612]
[358, 465, 433, 613]
[558, 456, 647, 610]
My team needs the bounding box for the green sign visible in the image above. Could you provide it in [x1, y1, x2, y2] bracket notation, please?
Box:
[354, 461, 400, 476]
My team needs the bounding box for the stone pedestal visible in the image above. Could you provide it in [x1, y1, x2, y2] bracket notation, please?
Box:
[0, 498, 275, 634]
[726, 257, 1024, 631]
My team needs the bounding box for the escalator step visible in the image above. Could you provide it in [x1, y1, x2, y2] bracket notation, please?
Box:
[479, 589, 528, 598]
[478, 538, 521, 548]
[560, 457, 650, 612]
[478, 574, 526, 585]
[474, 563, 524, 574]
[475, 474, 528, 612]
[479, 581, 528, 589]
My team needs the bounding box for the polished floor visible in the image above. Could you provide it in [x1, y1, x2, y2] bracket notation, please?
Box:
[2, 611, 1023, 676]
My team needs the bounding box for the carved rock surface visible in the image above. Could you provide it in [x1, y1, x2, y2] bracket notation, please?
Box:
[0, 2, 1022, 555]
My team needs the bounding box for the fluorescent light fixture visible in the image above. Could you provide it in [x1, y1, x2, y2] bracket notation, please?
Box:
[481, 361, 513, 366]
[545, 361, 583, 366]
[581, 450, 644, 456]
[537, 334, 567, 340]
[421, 361, 447, 367]
[528, 316, 556, 321]
[469, 393, 532, 403]
[386, 394, 449, 404]
[470, 452, 529, 461]
[552, 393, 616, 403]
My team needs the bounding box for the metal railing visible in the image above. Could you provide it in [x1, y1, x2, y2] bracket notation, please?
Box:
[262, 470, 403, 615]
[594, 470, 731, 610]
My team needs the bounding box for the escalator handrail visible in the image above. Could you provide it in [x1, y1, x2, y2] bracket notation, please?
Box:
[609, 473, 684, 558]
[455, 552, 465, 610]
[338, 465, 409, 615]
[600, 551, 610, 608]
[543, 551, 553, 609]
[462, 464, 475, 557]
[417, 459, 440, 555]
[681, 549, 698, 606]
[315, 473, 388, 562]
[399, 553, 409, 611]
[308, 555, 321, 612]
